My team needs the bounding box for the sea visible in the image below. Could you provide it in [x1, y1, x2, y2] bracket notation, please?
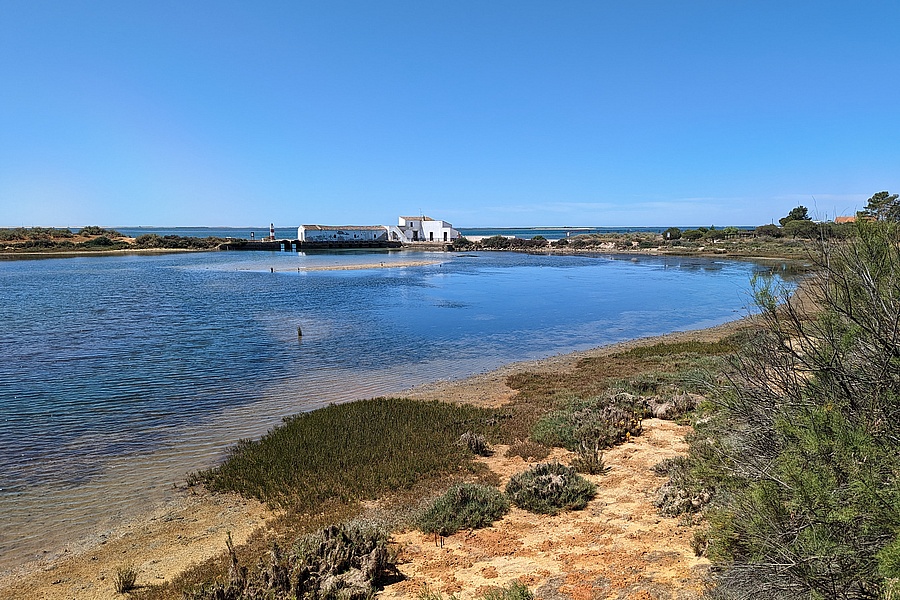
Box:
[0, 241, 782, 574]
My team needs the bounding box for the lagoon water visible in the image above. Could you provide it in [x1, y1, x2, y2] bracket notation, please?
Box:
[0, 249, 772, 572]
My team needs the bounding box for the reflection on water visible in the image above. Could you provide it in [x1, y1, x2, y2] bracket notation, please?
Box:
[0, 249, 775, 572]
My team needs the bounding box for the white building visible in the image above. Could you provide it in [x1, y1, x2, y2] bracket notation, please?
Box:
[298, 225, 389, 242]
[388, 216, 460, 243]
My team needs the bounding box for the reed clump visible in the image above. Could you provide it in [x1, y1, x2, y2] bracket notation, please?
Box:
[189, 397, 499, 513]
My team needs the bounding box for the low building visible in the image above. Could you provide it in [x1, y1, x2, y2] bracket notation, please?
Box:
[298, 225, 388, 242]
[388, 216, 460, 243]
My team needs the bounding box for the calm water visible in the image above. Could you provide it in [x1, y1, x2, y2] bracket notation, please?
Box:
[0, 249, 773, 572]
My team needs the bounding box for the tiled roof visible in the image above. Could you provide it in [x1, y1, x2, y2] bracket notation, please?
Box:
[399, 216, 434, 221]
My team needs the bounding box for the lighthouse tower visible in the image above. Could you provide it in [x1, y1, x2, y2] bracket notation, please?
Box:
[269, 223, 275, 241]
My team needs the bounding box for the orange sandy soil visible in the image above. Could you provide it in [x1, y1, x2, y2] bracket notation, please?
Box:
[382, 426, 708, 600]
[0, 321, 745, 600]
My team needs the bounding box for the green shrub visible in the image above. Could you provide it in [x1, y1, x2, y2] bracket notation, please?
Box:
[505, 462, 596, 515]
[530, 394, 642, 454]
[451, 236, 474, 249]
[80, 225, 123, 237]
[417, 483, 509, 536]
[688, 219, 900, 597]
[82, 235, 115, 247]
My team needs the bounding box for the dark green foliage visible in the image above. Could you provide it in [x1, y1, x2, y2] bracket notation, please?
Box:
[80, 225, 123, 237]
[417, 483, 510, 536]
[0, 227, 74, 241]
[189, 397, 498, 512]
[782, 218, 821, 239]
[778, 205, 811, 226]
[480, 235, 512, 249]
[451, 236, 475, 249]
[505, 462, 596, 515]
[861, 190, 900, 222]
[754, 223, 782, 238]
[134, 234, 226, 249]
[615, 340, 738, 359]
[186, 522, 394, 600]
[663, 227, 682, 240]
[682, 229, 705, 241]
[477, 235, 548, 250]
[82, 235, 115, 247]
[688, 220, 900, 597]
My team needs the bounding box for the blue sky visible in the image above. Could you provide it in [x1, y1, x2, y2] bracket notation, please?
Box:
[1, 1, 898, 228]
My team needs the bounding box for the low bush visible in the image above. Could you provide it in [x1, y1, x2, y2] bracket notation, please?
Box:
[114, 563, 138, 593]
[417, 483, 509, 536]
[186, 522, 394, 600]
[531, 394, 643, 453]
[80, 225, 123, 237]
[457, 431, 491, 456]
[505, 462, 596, 515]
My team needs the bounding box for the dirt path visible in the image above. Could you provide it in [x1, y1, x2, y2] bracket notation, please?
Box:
[381, 421, 708, 600]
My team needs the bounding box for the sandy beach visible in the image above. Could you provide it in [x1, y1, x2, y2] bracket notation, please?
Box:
[0, 316, 752, 599]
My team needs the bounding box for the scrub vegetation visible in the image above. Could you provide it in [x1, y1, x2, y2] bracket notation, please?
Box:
[505, 462, 596, 515]
[658, 217, 900, 598]
[417, 483, 510, 536]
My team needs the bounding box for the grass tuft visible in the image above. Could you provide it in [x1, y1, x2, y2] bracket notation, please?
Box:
[481, 581, 534, 600]
[114, 563, 138, 594]
[189, 397, 499, 512]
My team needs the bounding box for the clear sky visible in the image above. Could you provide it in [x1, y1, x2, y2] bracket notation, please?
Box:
[1, 1, 898, 228]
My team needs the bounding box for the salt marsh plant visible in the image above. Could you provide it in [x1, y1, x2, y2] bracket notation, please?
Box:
[505, 440, 550, 461]
[417, 483, 510, 536]
[114, 563, 138, 594]
[189, 397, 499, 512]
[457, 430, 491, 456]
[185, 521, 394, 600]
[531, 393, 643, 457]
[505, 462, 596, 515]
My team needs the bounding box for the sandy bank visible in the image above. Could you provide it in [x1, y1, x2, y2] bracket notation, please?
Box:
[0, 316, 754, 599]
[294, 259, 445, 272]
